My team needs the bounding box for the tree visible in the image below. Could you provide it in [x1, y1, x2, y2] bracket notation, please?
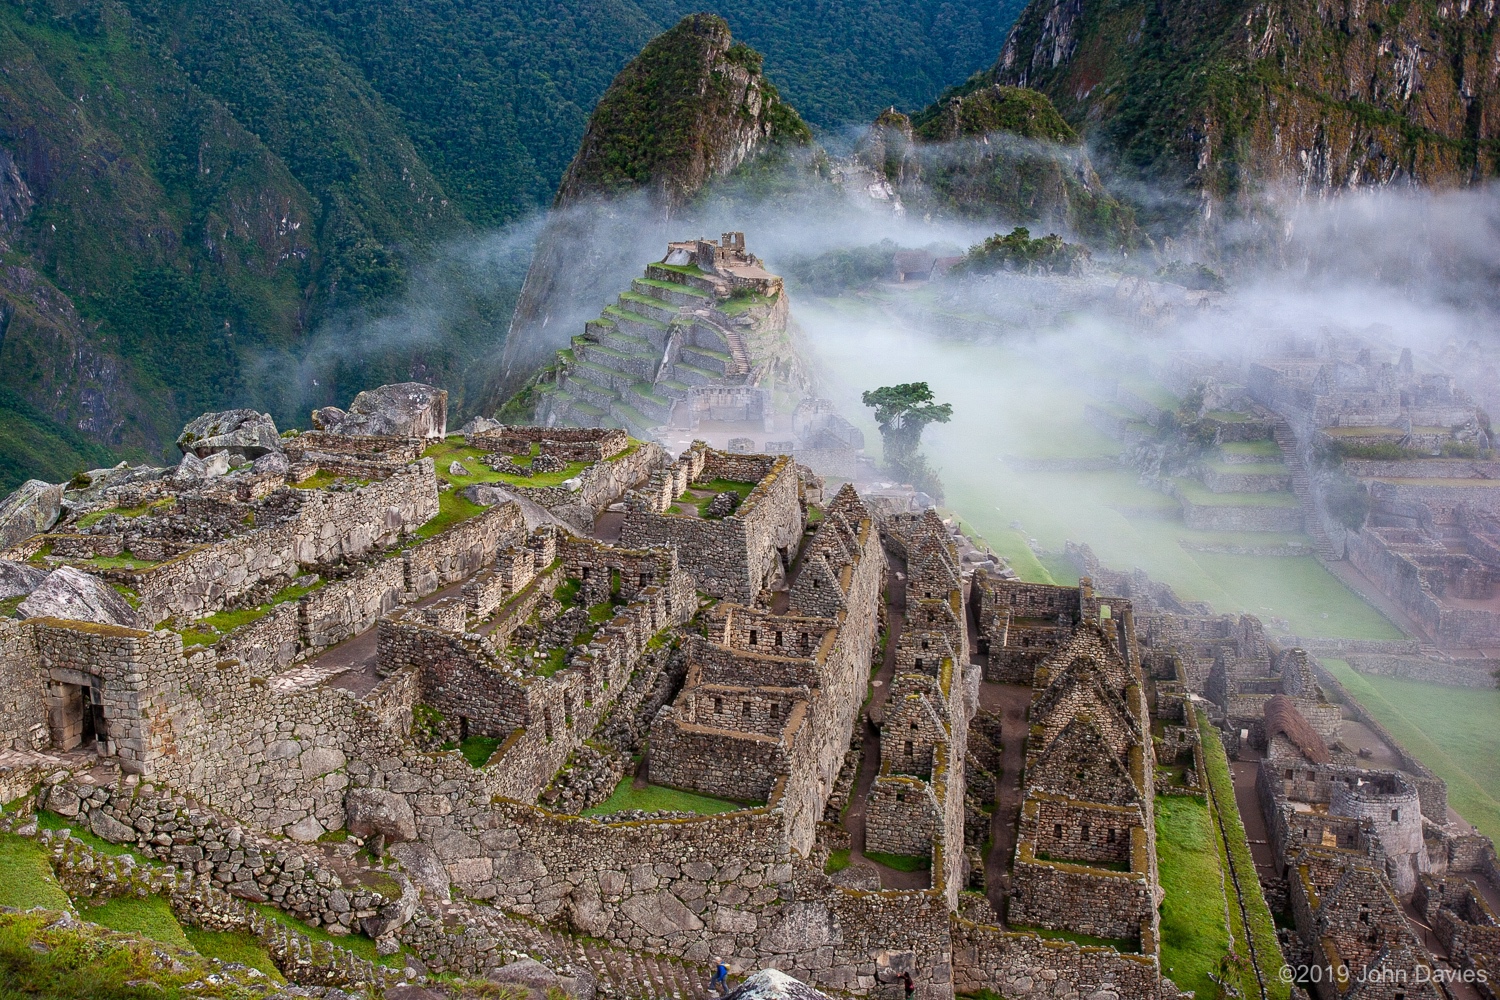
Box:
[864, 383, 954, 476]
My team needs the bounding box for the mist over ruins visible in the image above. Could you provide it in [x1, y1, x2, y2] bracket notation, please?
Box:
[2, 6, 1500, 1000]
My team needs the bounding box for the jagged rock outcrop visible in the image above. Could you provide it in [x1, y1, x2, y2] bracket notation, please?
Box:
[18, 565, 144, 628]
[0, 479, 63, 550]
[0, 559, 48, 600]
[991, 0, 1500, 216]
[313, 383, 448, 440]
[176, 410, 282, 461]
[493, 15, 811, 400]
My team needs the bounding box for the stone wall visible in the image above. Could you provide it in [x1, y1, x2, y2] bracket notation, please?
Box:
[648, 718, 789, 803]
[620, 451, 803, 602]
[865, 775, 938, 857]
[953, 918, 1166, 1000]
[1008, 848, 1155, 943]
[0, 619, 46, 750]
[218, 602, 301, 674]
[301, 560, 407, 651]
[505, 441, 668, 530]
[1177, 497, 1305, 532]
[126, 461, 439, 624]
[1346, 653, 1498, 689]
[403, 501, 525, 599]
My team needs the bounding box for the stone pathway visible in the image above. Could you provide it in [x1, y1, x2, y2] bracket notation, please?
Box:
[840, 554, 929, 891]
[298, 579, 469, 697]
[979, 681, 1030, 918]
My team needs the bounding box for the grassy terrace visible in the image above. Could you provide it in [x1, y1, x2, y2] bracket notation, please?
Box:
[1324, 660, 1500, 842]
[172, 579, 323, 647]
[1201, 461, 1287, 476]
[637, 276, 707, 297]
[290, 469, 370, 490]
[583, 778, 745, 816]
[1173, 479, 1299, 508]
[1204, 410, 1254, 423]
[1155, 795, 1233, 997]
[1218, 440, 1282, 459]
[75, 498, 174, 529]
[1199, 713, 1292, 1000]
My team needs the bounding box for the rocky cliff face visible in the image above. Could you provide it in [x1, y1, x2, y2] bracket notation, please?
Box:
[858, 85, 1138, 246]
[991, 0, 1500, 218]
[494, 15, 810, 399]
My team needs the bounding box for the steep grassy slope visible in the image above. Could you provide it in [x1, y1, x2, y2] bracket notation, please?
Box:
[989, 0, 1500, 220]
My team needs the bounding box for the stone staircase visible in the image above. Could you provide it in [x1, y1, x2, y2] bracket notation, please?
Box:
[538, 268, 752, 436]
[486, 913, 722, 1000]
[1273, 421, 1341, 559]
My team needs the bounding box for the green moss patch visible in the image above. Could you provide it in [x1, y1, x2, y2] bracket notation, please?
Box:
[824, 848, 851, 874]
[183, 928, 285, 983]
[80, 896, 190, 950]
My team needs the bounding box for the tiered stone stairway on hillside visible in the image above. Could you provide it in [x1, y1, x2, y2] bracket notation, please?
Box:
[1273, 421, 1341, 559]
[540, 265, 751, 436]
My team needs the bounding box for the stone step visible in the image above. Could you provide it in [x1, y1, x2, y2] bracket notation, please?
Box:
[670, 362, 722, 387]
[576, 341, 657, 381]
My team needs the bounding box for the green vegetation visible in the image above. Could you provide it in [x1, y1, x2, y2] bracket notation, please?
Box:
[173, 579, 323, 648]
[250, 903, 404, 968]
[0, 909, 271, 1000]
[80, 897, 191, 950]
[1324, 661, 1500, 842]
[824, 848, 851, 874]
[1155, 795, 1232, 997]
[956, 228, 1090, 276]
[36, 812, 146, 861]
[414, 491, 486, 540]
[452, 736, 503, 768]
[1199, 714, 1292, 1000]
[75, 500, 174, 529]
[423, 439, 591, 491]
[183, 929, 285, 983]
[863, 851, 930, 873]
[1008, 925, 1135, 950]
[0, 834, 71, 911]
[913, 83, 1077, 142]
[1172, 479, 1299, 509]
[582, 778, 746, 817]
[862, 381, 953, 499]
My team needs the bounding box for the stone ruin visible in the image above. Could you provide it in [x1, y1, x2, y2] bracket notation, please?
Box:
[0, 381, 1219, 999]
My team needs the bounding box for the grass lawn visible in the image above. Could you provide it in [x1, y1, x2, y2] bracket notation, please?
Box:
[184, 928, 285, 982]
[454, 735, 502, 768]
[582, 778, 745, 817]
[80, 896, 191, 950]
[1323, 661, 1500, 842]
[824, 848, 851, 874]
[0, 834, 71, 910]
[414, 489, 486, 539]
[1008, 925, 1136, 950]
[423, 438, 591, 491]
[1155, 795, 1231, 997]
[1200, 714, 1292, 1000]
[864, 851, 930, 873]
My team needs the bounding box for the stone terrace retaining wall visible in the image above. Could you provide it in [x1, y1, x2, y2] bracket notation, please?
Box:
[1346, 653, 1498, 689]
[404, 501, 525, 599]
[126, 461, 438, 624]
[218, 602, 302, 674]
[503, 441, 668, 530]
[470, 426, 630, 462]
[301, 560, 407, 651]
[0, 619, 46, 750]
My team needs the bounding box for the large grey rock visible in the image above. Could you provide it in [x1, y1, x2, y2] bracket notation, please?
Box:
[362, 871, 419, 939]
[90, 810, 136, 844]
[0, 479, 63, 550]
[19, 565, 144, 629]
[389, 841, 451, 901]
[620, 890, 703, 936]
[177, 409, 282, 460]
[345, 788, 418, 843]
[458, 415, 503, 436]
[174, 450, 230, 481]
[725, 970, 833, 1000]
[313, 382, 448, 439]
[65, 463, 167, 499]
[0, 560, 50, 601]
[251, 451, 290, 475]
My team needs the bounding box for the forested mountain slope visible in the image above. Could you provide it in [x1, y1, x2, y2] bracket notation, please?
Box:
[0, 0, 1013, 490]
[989, 0, 1500, 223]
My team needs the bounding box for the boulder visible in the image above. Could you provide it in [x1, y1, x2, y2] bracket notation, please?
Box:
[0, 560, 50, 600]
[174, 450, 230, 481]
[89, 810, 136, 844]
[448, 461, 470, 476]
[345, 788, 418, 843]
[389, 841, 451, 901]
[177, 409, 282, 460]
[314, 382, 448, 439]
[65, 463, 168, 499]
[725, 970, 834, 1000]
[252, 451, 290, 475]
[19, 565, 144, 629]
[0, 479, 63, 550]
[487, 957, 595, 1000]
[458, 415, 503, 436]
[284, 816, 325, 842]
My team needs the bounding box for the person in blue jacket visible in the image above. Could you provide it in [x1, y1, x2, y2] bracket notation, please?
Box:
[709, 958, 729, 996]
